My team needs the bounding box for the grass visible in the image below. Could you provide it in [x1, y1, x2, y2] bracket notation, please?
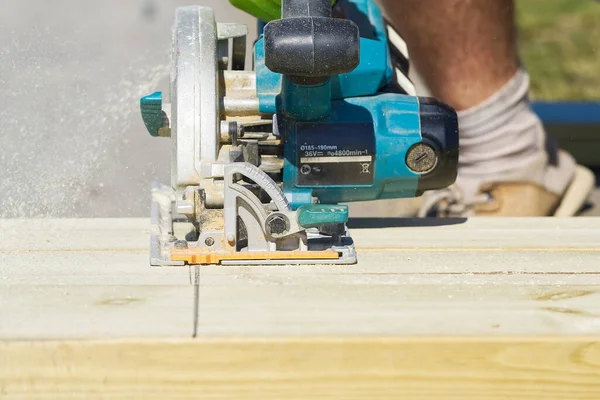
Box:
[517, 0, 600, 100]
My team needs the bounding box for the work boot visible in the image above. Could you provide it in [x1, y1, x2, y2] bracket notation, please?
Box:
[418, 150, 595, 217]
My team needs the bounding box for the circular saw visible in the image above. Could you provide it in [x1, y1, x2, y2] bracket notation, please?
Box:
[140, 0, 459, 266]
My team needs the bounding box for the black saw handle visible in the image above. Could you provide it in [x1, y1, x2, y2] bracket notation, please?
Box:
[264, 0, 360, 85]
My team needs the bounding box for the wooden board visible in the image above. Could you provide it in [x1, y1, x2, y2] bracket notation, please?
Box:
[1, 338, 600, 400]
[1, 218, 600, 399]
[0, 219, 196, 339]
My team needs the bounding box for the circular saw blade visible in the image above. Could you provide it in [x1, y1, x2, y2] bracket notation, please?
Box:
[171, 6, 220, 188]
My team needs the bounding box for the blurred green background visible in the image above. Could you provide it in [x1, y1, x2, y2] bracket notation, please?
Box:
[518, 0, 600, 100]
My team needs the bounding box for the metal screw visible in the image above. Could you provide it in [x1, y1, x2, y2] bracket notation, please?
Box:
[205, 237, 215, 247]
[266, 214, 290, 237]
[406, 143, 438, 174]
[300, 165, 312, 175]
[174, 240, 188, 249]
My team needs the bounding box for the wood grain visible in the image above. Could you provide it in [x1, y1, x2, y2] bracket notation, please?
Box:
[1, 218, 600, 398]
[1, 337, 599, 399]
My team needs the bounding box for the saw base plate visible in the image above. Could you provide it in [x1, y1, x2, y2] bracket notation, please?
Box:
[149, 184, 358, 267]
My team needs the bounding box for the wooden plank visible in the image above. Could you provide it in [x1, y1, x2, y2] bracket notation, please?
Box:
[0, 220, 196, 339]
[2, 252, 600, 338]
[0, 218, 150, 251]
[2, 217, 600, 250]
[195, 283, 600, 336]
[1, 337, 600, 400]
[347, 217, 600, 249]
[1, 218, 600, 339]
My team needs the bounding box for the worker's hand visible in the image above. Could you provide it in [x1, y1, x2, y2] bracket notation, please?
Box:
[229, 0, 336, 22]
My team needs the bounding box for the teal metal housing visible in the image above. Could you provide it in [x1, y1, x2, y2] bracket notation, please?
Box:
[255, 0, 424, 208]
[282, 94, 422, 206]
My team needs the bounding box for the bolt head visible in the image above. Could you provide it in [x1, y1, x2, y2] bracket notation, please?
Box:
[406, 143, 438, 174]
[300, 165, 311, 175]
[266, 214, 290, 237]
[205, 237, 215, 247]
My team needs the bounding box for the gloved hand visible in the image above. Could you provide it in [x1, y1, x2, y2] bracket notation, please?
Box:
[229, 0, 336, 22]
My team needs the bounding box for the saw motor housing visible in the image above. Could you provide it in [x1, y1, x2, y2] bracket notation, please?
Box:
[140, 0, 459, 266]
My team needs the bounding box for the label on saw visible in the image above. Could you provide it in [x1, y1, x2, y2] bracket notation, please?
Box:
[296, 122, 376, 186]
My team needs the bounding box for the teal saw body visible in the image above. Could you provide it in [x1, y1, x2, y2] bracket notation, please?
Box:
[253, 0, 459, 208]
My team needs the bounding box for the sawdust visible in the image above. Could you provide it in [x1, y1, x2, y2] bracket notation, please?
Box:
[199, 210, 226, 232]
[0, 23, 169, 218]
[0, 0, 257, 218]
